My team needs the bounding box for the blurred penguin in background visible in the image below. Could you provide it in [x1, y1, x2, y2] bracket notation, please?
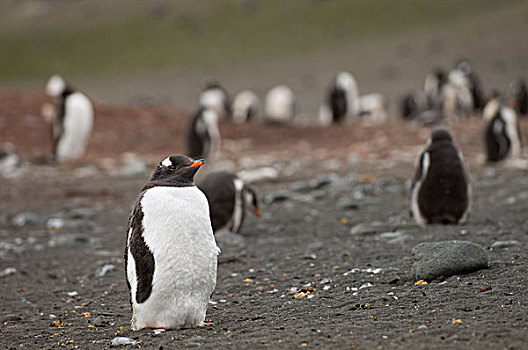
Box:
[411, 127, 471, 225]
[199, 80, 231, 120]
[508, 78, 528, 117]
[483, 91, 522, 162]
[185, 107, 221, 161]
[455, 60, 486, 112]
[442, 68, 474, 123]
[424, 67, 447, 111]
[198, 171, 260, 234]
[264, 85, 296, 124]
[231, 90, 261, 124]
[45, 75, 94, 163]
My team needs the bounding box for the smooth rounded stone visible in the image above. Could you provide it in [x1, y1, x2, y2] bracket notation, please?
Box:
[337, 199, 359, 210]
[2, 314, 22, 322]
[263, 191, 290, 205]
[412, 241, 488, 281]
[93, 315, 111, 327]
[490, 241, 520, 249]
[215, 229, 245, 248]
[110, 337, 140, 347]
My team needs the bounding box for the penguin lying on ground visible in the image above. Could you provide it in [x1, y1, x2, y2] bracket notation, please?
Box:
[410, 127, 471, 225]
[45, 75, 94, 162]
[185, 107, 221, 160]
[125, 155, 219, 331]
[483, 92, 522, 162]
[197, 171, 260, 233]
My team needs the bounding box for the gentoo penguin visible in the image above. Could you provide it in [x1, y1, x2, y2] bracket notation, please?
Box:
[264, 85, 295, 123]
[442, 69, 474, 122]
[45, 75, 94, 162]
[424, 67, 447, 110]
[410, 127, 471, 225]
[231, 90, 261, 124]
[358, 93, 388, 123]
[185, 107, 221, 160]
[400, 90, 428, 121]
[456, 60, 486, 111]
[199, 80, 231, 120]
[125, 155, 220, 331]
[508, 78, 528, 116]
[0, 143, 21, 178]
[197, 171, 260, 233]
[322, 72, 360, 123]
[483, 93, 522, 162]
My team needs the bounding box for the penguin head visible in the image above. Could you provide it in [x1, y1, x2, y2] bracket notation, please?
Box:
[150, 155, 204, 184]
[46, 75, 67, 97]
[243, 186, 261, 217]
[429, 126, 453, 144]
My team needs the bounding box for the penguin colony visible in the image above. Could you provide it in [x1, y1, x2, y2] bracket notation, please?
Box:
[0, 64, 521, 329]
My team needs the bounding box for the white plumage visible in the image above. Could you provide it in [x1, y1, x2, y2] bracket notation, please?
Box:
[232, 90, 261, 124]
[55, 92, 94, 162]
[127, 186, 219, 330]
[264, 85, 295, 123]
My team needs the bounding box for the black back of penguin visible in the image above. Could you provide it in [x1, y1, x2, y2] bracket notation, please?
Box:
[328, 83, 347, 123]
[185, 107, 210, 159]
[415, 128, 469, 224]
[484, 110, 510, 162]
[197, 171, 237, 232]
[52, 85, 75, 158]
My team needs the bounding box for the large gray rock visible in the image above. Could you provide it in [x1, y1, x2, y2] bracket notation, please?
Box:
[412, 241, 488, 281]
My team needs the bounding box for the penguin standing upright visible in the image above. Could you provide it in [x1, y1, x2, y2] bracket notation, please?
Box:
[264, 85, 296, 123]
[125, 155, 219, 331]
[231, 90, 261, 124]
[199, 80, 231, 120]
[508, 78, 528, 116]
[197, 171, 260, 233]
[45, 75, 94, 162]
[483, 93, 522, 162]
[410, 127, 471, 225]
[185, 107, 221, 160]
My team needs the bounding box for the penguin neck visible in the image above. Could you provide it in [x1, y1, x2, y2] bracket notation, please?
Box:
[142, 176, 195, 191]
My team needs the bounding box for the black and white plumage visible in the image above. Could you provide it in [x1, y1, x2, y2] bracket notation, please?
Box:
[424, 68, 447, 110]
[264, 85, 296, 123]
[508, 78, 528, 116]
[185, 107, 221, 160]
[319, 72, 387, 125]
[442, 69, 474, 122]
[410, 127, 471, 225]
[400, 90, 428, 121]
[231, 90, 261, 124]
[456, 60, 486, 111]
[197, 171, 260, 233]
[483, 95, 522, 162]
[0, 143, 21, 178]
[125, 155, 219, 331]
[45, 75, 94, 162]
[199, 80, 231, 120]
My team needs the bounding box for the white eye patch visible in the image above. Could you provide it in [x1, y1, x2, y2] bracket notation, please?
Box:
[161, 157, 172, 167]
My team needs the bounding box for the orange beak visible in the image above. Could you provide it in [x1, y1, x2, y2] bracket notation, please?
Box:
[254, 208, 261, 217]
[189, 159, 204, 168]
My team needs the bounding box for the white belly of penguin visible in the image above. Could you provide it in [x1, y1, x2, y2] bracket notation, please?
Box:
[56, 92, 94, 161]
[131, 186, 219, 330]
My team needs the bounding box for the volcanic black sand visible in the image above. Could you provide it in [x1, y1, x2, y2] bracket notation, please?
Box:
[1, 91, 528, 349]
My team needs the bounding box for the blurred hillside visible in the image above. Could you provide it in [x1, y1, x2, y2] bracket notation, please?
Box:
[1, 0, 527, 114]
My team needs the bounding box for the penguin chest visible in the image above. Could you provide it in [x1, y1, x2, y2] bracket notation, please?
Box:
[140, 187, 217, 285]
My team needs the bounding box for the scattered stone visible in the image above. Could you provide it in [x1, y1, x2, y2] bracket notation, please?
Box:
[2, 314, 21, 322]
[119, 153, 147, 177]
[264, 191, 290, 205]
[46, 218, 65, 231]
[93, 315, 111, 327]
[337, 199, 359, 210]
[95, 264, 116, 277]
[110, 336, 140, 347]
[0, 267, 18, 278]
[186, 336, 206, 344]
[237, 167, 278, 183]
[490, 241, 520, 249]
[215, 229, 245, 248]
[12, 213, 39, 227]
[48, 234, 101, 247]
[412, 241, 488, 281]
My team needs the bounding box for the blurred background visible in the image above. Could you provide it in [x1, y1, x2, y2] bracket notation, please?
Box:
[1, 0, 527, 116]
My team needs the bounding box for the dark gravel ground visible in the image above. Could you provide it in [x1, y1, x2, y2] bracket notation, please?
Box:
[1, 92, 528, 349]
